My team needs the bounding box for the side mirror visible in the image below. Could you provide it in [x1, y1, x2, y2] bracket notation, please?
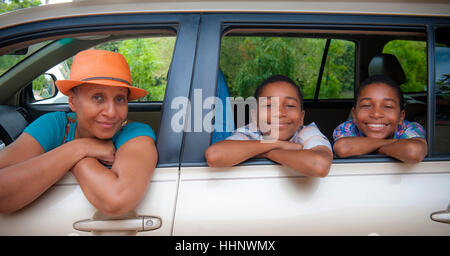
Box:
[32, 73, 57, 101]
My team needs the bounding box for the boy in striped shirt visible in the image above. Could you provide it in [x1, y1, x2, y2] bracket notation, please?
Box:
[205, 75, 333, 177]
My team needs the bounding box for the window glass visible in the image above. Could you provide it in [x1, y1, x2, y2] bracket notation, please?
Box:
[383, 40, 427, 93]
[33, 36, 176, 103]
[220, 36, 355, 100]
[0, 41, 53, 77]
[434, 27, 450, 153]
[318, 39, 355, 99]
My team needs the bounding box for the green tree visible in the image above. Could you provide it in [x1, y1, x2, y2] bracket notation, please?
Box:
[95, 37, 176, 101]
[383, 40, 427, 92]
[0, 1, 42, 75]
[221, 37, 299, 99]
[319, 39, 355, 99]
[0, 0, 41, 13]
[220, 37, 355, 100]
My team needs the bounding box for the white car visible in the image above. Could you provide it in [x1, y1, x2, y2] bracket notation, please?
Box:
[0, 0, 449, 236]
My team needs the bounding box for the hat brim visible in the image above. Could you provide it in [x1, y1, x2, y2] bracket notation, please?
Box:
[56, 79, 148, 101]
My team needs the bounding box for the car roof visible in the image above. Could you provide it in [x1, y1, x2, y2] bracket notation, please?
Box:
[0, 0, 449, 30]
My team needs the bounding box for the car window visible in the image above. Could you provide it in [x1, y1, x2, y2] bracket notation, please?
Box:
[317, 39, 355, 100]
[220, 36, 355, 100]
[382, 40, 427, 93]
[0, 40, 53, 77]
[213, 28, 430, 160]
[33, 36, 176, 103]
[214, 31, 356, 145]
[435, 27, 450, 154]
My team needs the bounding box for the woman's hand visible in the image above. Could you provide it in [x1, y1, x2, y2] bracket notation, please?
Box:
[72, 136, 157, 216]
[77, 138, 116, 165]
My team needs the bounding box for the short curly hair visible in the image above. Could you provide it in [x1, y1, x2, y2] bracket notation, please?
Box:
[355, 75, 405, 110]
[254, 75, 304, 110]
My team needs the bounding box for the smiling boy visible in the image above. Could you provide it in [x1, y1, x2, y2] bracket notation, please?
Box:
[333, 75, 427, 163]
[205, 75, 332, 177]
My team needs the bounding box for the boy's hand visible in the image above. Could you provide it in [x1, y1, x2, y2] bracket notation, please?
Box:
[257, 141, 303, 158]
[254, 140, 303, 158]
[276, 140, 303, 151]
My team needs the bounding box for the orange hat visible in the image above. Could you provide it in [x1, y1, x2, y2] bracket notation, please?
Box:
[56, 49, 148, 101]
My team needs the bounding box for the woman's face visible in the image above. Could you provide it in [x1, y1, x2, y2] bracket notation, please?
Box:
[352, 82, 405, 139]
[68, 84, 129, 139]
[253, 81, 305, 141]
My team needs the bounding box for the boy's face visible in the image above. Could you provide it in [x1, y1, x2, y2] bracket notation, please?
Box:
[252, 81, 305, 141]
[352, 82, 405, 139]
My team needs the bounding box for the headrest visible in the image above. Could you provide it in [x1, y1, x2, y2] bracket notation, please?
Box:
[368, 53, 406, 85]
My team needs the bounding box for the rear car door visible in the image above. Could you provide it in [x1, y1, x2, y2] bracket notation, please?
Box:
[173, 13, 450, 235]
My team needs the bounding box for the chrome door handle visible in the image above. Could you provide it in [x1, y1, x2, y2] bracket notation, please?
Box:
[73, 216, 161, 232]
[430, 210, 450, 224]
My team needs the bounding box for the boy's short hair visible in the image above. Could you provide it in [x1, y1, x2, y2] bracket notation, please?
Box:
[254, 75, 304, 110]
[356, 75, 405, 110]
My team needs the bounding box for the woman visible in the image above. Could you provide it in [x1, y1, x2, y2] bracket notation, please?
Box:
[0, 49, 158, 216]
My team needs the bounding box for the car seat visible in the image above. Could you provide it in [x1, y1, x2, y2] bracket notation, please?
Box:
[368, 53, 406, 85]
[212, 69, 235, 144]
[0, 105, 29, 147]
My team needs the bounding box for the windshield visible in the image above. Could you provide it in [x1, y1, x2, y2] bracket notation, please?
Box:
[0, 40, 54, 77]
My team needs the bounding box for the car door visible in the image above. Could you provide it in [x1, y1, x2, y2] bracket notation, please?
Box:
[173, 13, 450, 235]
[0, 11, 200, 235]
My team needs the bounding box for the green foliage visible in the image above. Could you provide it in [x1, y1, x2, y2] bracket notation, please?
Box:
[33, 73, 46, 92]
[33, 74, 55, 100]
[220, 37, 355, 100]
[0, 55, 22, 75]
[0, 40, 51, 77]
[319, 40, 355, 99]
[221, 36, 426, 101]
[383, 40, 427, 92]
[95, 37, 176, 101]
[228, 37, 296, 98]
[0, 0, 41, 13]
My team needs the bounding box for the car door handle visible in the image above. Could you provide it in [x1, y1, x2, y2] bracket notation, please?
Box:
[430, 210, 450, 224]
[73, 216, 161, 232]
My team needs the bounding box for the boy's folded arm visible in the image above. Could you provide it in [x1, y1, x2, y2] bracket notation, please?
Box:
[265, 145, 332, 177]
[333, 136, 395, 158]
[377, 137, 427, 163]
[205, 140, 280, 167]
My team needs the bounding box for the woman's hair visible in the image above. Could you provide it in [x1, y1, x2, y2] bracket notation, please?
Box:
[355, 75, 405, 110]
[254, 75, 304, 110]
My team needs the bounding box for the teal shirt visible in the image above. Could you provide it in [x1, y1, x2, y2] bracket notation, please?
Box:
[23, 112, 156, 152]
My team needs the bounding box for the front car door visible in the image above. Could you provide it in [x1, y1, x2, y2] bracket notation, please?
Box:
[0, 6, 200, 235]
